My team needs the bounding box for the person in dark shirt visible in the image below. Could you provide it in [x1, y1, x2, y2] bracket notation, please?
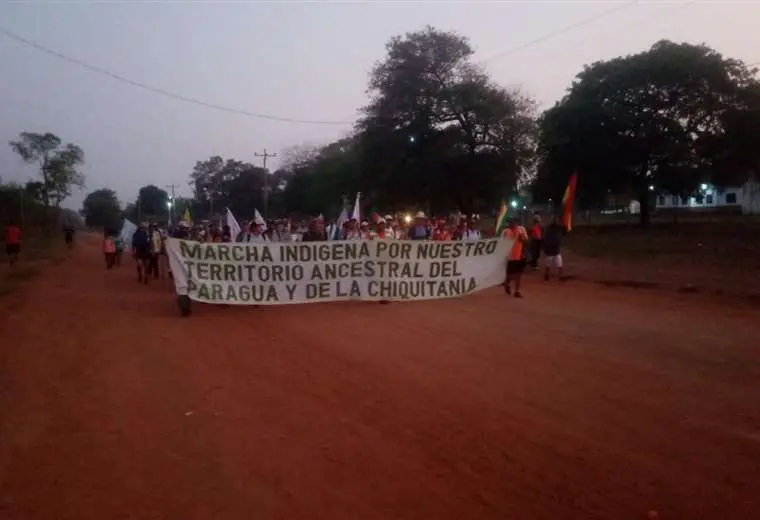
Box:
[408, 211, 430, 240]
[541, 215, 565, 281]
[221, 224, 232, 242]
[172, 221, 191, 240]
[63, 224, 75, 248]
[301, 218, 327, 242]
[132, 222, 152, 284]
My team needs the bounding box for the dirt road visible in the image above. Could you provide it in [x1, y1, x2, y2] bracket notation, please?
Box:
[1, 235, 759, 519]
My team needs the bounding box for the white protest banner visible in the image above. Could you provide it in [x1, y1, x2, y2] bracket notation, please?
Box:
[166, 238, 513, 305]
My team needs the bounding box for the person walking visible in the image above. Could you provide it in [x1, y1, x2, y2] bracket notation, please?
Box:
[103, 230, 117, 269]
[4, 221, 22, 266]
[528, 214, 543, 270]
[132, 222, 152, 284]
[542, 214, 565, 281]
[502, 219, 529, 298]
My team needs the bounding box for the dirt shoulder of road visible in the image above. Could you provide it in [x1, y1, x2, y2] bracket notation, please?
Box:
[0, 235, 68, 304]
[563, 221, 760, 304]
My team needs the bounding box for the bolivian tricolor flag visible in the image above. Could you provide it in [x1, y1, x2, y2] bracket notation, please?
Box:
[494, 200, 507, 236]
[561, 172, 578, 232]
[183, 207, 192, 223]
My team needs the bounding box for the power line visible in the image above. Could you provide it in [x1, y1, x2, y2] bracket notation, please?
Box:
[0, 26, 354, 126]
[479, 0, 640, 65]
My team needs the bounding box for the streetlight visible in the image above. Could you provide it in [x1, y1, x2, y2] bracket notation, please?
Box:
[510, 200, 518, 208]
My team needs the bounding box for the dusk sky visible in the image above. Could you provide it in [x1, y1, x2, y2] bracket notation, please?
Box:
[1, 1, 758, 210]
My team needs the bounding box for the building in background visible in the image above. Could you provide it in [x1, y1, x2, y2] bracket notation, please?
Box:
[654, 180, 760, 215]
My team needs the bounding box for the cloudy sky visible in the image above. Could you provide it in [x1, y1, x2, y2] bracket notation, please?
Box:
[1, 0, 758, 210]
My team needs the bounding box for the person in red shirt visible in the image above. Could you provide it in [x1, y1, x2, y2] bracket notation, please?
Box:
[528, 214, 543, 270]
[5, 223, 22, 266]
[431, 219, 451, 241]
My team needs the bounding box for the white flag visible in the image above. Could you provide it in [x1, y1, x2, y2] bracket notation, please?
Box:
[253, 209, 267, 232]
[120, 219, 137, 247]
[331, 207, 349, 240]
[226, 208, 241, 242]
[351, 192, 361, 221]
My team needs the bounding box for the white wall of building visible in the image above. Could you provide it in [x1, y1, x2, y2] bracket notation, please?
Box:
[741, 181, 760, 215]
[654, 183, 757, 213]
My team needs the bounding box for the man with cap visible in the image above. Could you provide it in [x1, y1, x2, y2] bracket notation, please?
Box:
[302, 217, 327, 242]
[407, 211, 430, 240]
[374, 217, 394, 240]
[359, 221, 372, 240]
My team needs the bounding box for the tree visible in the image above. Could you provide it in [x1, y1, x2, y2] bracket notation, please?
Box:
[280, 137, 360, 216]
[188, 156, 270, 219]
[356, 26, 537, 214]
[123, 185, 169, 223]
[9, 132, 85, 213]
[81, 189, 122, 230]
[536, 40, 760, 225]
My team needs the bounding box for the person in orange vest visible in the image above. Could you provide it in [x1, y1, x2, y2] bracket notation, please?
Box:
[103, 229, 117, 269]
[528, 213, 543, 270]
[502, 219, 529, 298]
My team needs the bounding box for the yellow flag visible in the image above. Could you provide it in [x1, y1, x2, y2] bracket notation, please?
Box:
[183, 207, 192, 223]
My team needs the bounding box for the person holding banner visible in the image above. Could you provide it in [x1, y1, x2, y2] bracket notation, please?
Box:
[432, 219, 452, 241]
[408, 211, 430, 240]
[359, 221, 372, 240]
[373, 218, 394, 240]
[236, 220, 268, 243]
[344, 219, 362, 240]
[302, 218, 327, 242]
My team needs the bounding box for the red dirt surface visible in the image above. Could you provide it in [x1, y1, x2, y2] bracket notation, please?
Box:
[1, 235, 759, 520]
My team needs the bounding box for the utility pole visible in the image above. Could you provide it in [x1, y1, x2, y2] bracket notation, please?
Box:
[166, 183, 179, 225]
[255, 148, 277, 219]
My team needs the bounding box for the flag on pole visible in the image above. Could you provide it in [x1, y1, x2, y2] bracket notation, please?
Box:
[183, 207, 192, 223]
[332, 207, 349, 240]
[253, 209, 267, 232]
[226, 208, 241, 242]
[351, 192, 361, 221]
[494, 201, 507, 236]
[562, 171, 578, 232]
[120, 219, 137, 248]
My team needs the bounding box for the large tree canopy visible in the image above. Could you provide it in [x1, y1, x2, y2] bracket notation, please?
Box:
[355, 26, 536, 214]
[535, 40, 760, 224]
[189, 156, 289, 219]
[8, 132, 85, 212]
[82, 188, 122, 230]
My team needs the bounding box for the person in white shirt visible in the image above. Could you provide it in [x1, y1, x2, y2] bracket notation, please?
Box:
[237, 220, 269, 242]
[344, 219, 362, 240]
[268, 220, 289, 242]
[463, 221, 481, 241]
